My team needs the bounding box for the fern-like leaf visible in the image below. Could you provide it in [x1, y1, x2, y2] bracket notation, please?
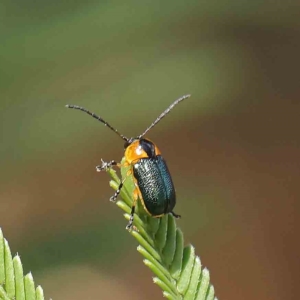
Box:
[107, 158, 218, 300]
[0, 228, 45, 300]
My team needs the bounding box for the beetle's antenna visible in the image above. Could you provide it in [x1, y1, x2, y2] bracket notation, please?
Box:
[66, 104, 129, 142]
[138, 94, 191, 138]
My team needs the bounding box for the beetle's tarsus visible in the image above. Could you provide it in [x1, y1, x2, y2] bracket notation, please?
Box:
[96, 159, 117, 172]
[126, 223, 133, 231]
[170, 211, 181, 219]
[126, 205, 136, 230]
[110, 176, 127, 202]
[109, 185, 122, 202]
[109, 195, 117, 202]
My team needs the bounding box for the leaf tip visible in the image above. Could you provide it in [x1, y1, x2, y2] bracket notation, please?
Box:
[202, 267, 210, 278]
[25, 271, 33, 280]
[13, 254, 21, 263]
[36, 285, 45, 299]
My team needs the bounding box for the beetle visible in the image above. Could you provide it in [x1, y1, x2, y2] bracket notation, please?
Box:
[66, 94, 191, 229]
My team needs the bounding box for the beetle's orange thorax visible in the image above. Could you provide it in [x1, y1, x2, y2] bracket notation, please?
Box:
[124, 139, 161, 164]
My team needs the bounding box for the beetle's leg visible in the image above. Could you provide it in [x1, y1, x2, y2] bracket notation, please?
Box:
[126, 186, 139, 230]
[108, 164, 132, 203]
[109, 175, 127, 202]
[170, 211, 181, 219]
[96, 159, 130, 172]
[96, 159, 120, 172]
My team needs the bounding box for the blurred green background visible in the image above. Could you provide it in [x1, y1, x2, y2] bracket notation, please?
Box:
[1, 1, 299, 299]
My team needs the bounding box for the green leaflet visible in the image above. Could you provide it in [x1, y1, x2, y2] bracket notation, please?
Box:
[107, 160, 218, 300]
[0, 229, 45, 300]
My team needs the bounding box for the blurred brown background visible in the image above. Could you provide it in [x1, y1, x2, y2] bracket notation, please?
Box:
[1, 1, 299, 299]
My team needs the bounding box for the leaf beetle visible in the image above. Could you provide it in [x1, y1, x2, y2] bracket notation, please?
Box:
[66, 94, 190, 229]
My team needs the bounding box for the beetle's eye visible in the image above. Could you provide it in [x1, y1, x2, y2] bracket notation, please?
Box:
[124, 142, 129, 149]
[124, 138, 135, 149]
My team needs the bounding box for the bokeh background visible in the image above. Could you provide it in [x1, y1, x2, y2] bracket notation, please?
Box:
[1, 1, 299, 299]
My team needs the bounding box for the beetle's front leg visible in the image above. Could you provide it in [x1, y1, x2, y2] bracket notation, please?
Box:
[96, 159, 120, 172]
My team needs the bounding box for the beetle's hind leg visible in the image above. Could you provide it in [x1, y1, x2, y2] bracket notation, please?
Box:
[170, 211, 181, 219]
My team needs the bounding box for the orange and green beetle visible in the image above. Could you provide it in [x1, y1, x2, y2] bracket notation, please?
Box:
[66, 94, 190, 229]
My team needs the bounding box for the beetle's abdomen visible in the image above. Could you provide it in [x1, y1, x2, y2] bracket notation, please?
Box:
[133, 155, 176, 216]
